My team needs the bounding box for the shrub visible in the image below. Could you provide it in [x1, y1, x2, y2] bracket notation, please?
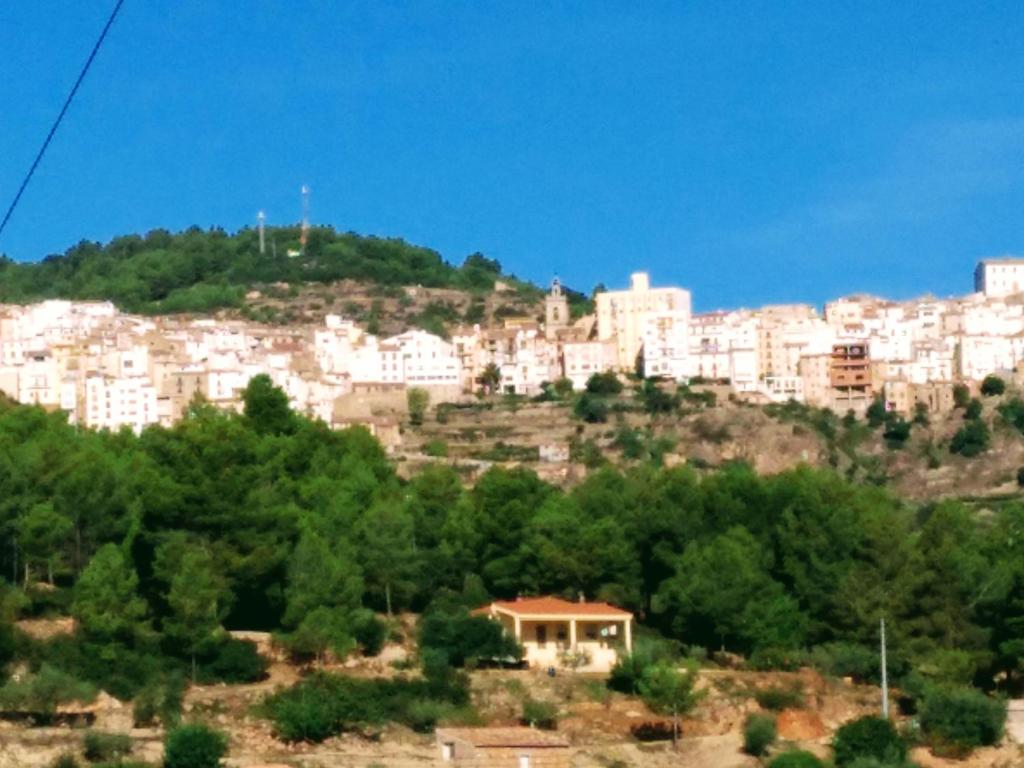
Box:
[964, 398, 983, 420]
[163, 724, 228, 768]
[866, 397, 888, 428]
[50, 755, 79, 768]
[1018, 466, 1024, 487]
[953, 383, 970, 408]
[404, 698, 451, 733]
[418, 602, 520, 668]
[607, 637, 678, 695]
[265, 683, 337, 742]
[198, 639, 267, 684]
[424, 439, 448, 457]
[950, 419, 990, 457]
[264, 672, 470, 743]
[0, 664, 96, 715]
[630, 720, 674, 741]
[352, 609, 387, 657]
[743, 713, 777, 756]
[585, 371, 623, 396]
[919, 686, 1005, 756]
[832, 716, 906, 767]
[811, 642, 878, 682]
[980, 374, 1006, 396]
[83, 730, 133, 761]
[574, 393, 609, 423]
[747, 647, 810, 672]
[755, 685, 804, 711]
[998, 397, 1024, 433]
[882, 418, 911, 449]
[521, 697, 558, 729]
[767, 751, 826, 768]
[132, 673, 185, 727]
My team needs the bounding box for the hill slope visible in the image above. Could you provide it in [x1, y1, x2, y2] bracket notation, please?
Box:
[0, 226, 591, 318]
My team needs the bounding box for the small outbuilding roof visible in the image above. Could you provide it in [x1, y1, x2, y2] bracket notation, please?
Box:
[436, 727, 569, 748]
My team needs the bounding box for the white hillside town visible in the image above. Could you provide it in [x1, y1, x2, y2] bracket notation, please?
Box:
[2, 259, 1024, 441]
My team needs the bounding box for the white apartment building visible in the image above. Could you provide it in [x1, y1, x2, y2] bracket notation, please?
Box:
[975, 258, 1024, 298]
[688, 312, 759, 392]
[561, 339, 616, 391]
[641, 310, 690, 380]
[83, 374, 158, 433]
[596, 272, 691, 371]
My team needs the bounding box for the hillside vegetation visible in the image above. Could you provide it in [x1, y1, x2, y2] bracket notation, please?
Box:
[0, 226, 590, 317]
[0, 379, 1021, 716]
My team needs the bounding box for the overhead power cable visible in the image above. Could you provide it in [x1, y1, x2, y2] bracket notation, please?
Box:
[0, 0, 126, 241]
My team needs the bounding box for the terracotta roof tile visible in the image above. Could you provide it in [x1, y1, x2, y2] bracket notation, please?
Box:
[480, 596, 632, 618]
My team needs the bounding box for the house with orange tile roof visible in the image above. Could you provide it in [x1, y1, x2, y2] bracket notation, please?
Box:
[474, 596, 633, 673]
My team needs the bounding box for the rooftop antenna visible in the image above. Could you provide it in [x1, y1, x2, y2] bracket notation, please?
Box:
[257, 211, 266, 255]
[300, 184, 310, 256]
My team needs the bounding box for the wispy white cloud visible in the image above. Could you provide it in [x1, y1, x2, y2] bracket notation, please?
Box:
[728, 118, 1024, 250]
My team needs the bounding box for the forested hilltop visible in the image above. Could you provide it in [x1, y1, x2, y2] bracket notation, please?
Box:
[0, 226, 588, 316]
[0, 375, 1020, 752]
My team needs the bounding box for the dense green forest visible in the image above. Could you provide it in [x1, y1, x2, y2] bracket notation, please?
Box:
[0, 226, 589, 316]
[0, 377, 1018, 749]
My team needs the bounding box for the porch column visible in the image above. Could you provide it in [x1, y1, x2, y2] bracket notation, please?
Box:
[569, 619, 577, 650]
[514, 615, 522, 643]
[624, 618, 632, 653]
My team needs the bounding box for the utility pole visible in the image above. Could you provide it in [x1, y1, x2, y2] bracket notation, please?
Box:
[880, 616, 889, 719]
[300, 184, 310, 256]
[257, 210, 266, 255]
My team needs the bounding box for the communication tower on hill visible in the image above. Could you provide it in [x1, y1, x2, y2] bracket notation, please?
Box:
[257, 210, 266, 255]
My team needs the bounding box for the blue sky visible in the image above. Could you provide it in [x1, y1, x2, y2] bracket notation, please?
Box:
[1, 2, 1023, 311]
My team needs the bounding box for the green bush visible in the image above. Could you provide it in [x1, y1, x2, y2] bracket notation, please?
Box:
[755, 685, 804, 711]
[417, 602, 520, 668]
[424, 439, 448, 457]
[0, 664, 96, 716]
[832, 716, 906, 767]
[163, 724, 228, 768]
[953, 383, 970, 408]
[404, 698, 451, 733]
[50, 755, 79, 768]
[352, 609, 387, 657]
[83, 730, 133, 761]
[132, 673, 185, 727]
[521, 697, 558, 730]
[980, 374, 1006, 396]
[919, 686, 1005, 756]
[607, 637, 678, 695]
[811, 642, 878, 682]
[743, 713, 777, 756]
[197, 639, 267, 684]
[263, 672, 470, 743]
[964, 398, 983, 420]
[574, 393, 609, 423]
[585, 372, 623, 396]
[767, 751, 826, 768]
[950, 419, 990, 457]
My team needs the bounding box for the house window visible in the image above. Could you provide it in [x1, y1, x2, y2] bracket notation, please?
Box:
[441, 742, 454, 761]
[536, 625, 547, 648]
[519, 756, 531, 768]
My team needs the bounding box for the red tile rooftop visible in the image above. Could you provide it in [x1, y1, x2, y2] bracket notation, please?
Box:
[477, 596, 632, 618]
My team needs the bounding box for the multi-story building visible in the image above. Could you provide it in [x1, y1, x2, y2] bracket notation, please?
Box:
[975, 258, 1024, 298]
[596, 272, 691, 371]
